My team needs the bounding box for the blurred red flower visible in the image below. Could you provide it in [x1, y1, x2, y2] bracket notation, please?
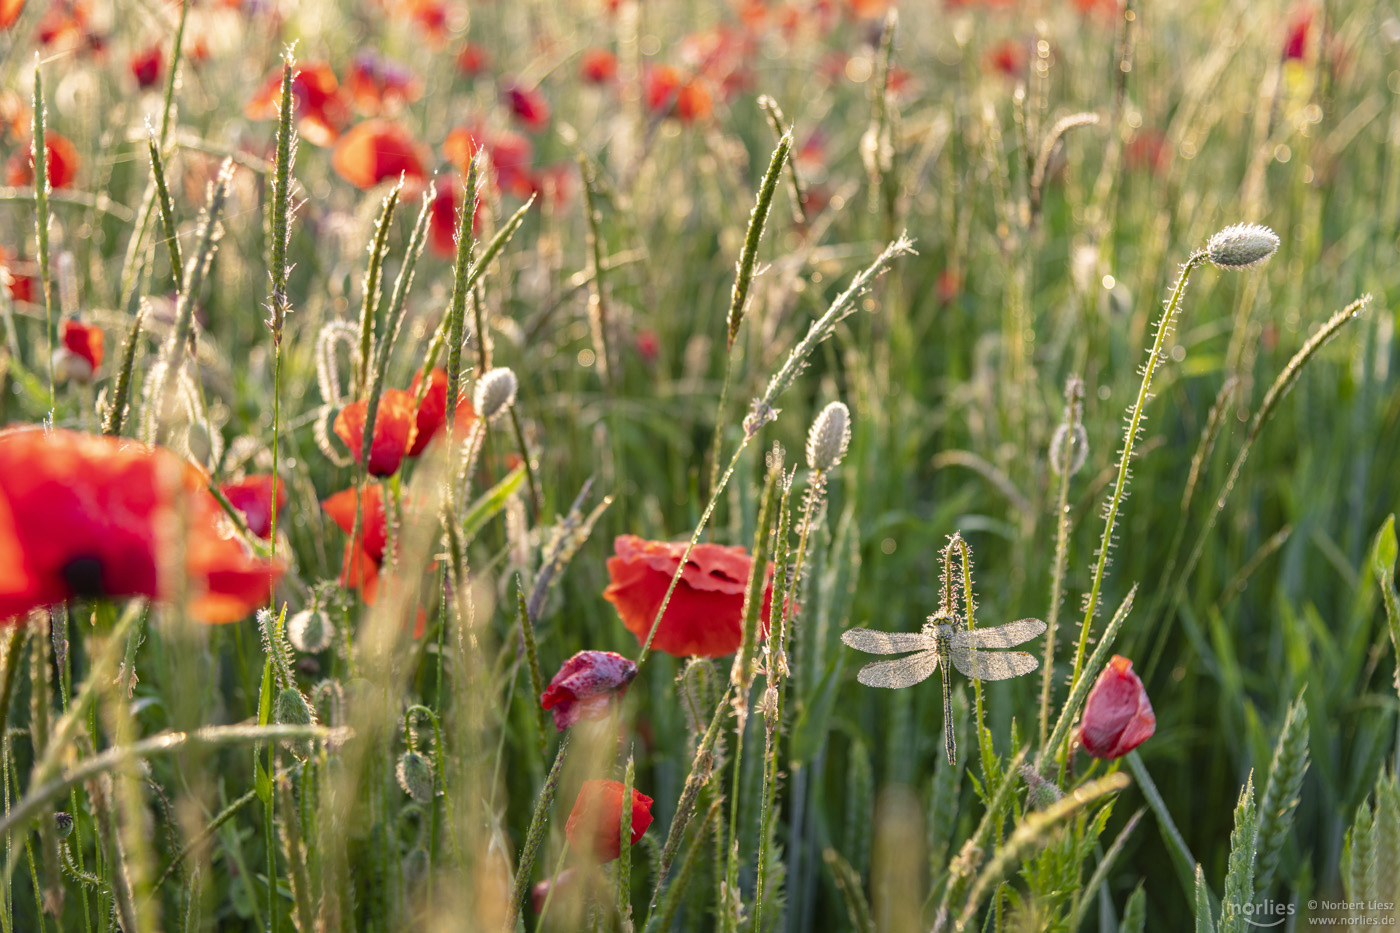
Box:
[333, 389, 417, 477]
[0, 0, 22, 31]
[130, 43, 164, 89]
[0, 248, 32, 303]
[332, 120, 427, 190]
[345, 53, 423, 116]
[0, 428, 279, 623]
[604, 534, 773, 657]
[406, 367, 477, 454]
[6, 132, 80, 189]
[1283, 5, 1313, 60]
[580, 48, 618, 84]
[322, 485, 388, 602]
[565, 780, 654, 862]
[1079, 655, 1156, 759]
[644, 65, 713, 123]
[53, 319, 103, 383]
[444, 125, 536, 200]
[503, 81, 551, 133]
[984, 39, 1027, 79]
[245, 62, 349, 148]
[455, 43, 492, 77]
[541, 650, 638, 731]
[428, 177, 487, 258]
[1124, 129, 1171, 176]
[220, 475, 288, 540]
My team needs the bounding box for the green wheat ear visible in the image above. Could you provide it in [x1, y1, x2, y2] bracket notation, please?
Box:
[1254, 689, 1309, 897]
[1220, 773, 1257, 933]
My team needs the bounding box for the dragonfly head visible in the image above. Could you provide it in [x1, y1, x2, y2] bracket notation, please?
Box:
[922, 610, 956, 638]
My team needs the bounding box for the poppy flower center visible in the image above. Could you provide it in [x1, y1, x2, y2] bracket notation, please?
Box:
[60, 555, 106, 599]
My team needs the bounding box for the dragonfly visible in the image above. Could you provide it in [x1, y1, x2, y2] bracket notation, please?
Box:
[841, 612, 1047, 765]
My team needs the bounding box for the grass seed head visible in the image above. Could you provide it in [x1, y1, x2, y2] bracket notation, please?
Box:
[806, 400, 851, 471]
[474, 366, 518, 420]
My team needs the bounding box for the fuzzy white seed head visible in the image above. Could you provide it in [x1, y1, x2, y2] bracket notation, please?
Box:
[288, 608, 335, 654]
[806, 401, 851, 471]
[1205, 223, 1280, 270]
[473, 367, 518, 420]
[1049, 422, 1088, 475]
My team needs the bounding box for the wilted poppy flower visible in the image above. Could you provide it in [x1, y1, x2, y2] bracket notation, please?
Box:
[333, 388, 417, 476]
[1079, 655, 1156, 759]
[604, 534, 773, 657]
[502, 81, 551, 133]
[541, 650, 638, 731]
[406, 367, 476, 454]
[345, 52, 423, 116]
[332, 120, 427, 190]
[245, 62, 349, 148]
[579, 48, 618, 84]
[0, 428, 279, 623]
[322, 485, 388, 600]
[565, 780, 654, 863]
[6, 132, 80, 189]
[130, 43, 163, 88]
[220, 475, 287, 540]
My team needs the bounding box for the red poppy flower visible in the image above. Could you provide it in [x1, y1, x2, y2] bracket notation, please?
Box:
[502, 82, 551, 133]
[397, 0, 451, 47]
[6, 132, 80, 189]
[428, 177, 487, 258]
[220, 475, 288, 540]
[984, 39, 1027, 79]
[604, 534, 773, 657]
[322, 485, 388, 598]
[635, 329, 660, 364]
[332, 120, 427, 190]
[0, 0, 22, 31]
[455, 43, 491, 77]
[845, 0, 894, 18]
[406, 367, 477, 454]
[245, 62, 349, 148]
[333, 388, 416, 477]
[1124, 129, 1171, 176]
[643, 66, 713, 122]
[0, 248, 33, 303]
[36, 1, 89, 48]
[1283, 5, 1313, 60]
[445, 125, 536, 200]
[345, 53, 423, 116]
[130, 43, 163, 89]
[541, 650, 638, 731]
[565, 780, 654, 863]
[1079, 655, 1156, 759]
[53, 319, 104, 383]
[530, 162, 575, 210]
[0, 428, 279, 624]
[580, 48, 618, 85]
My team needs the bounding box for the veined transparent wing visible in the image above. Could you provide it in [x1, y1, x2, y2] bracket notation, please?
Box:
[950, 619, 1046, 649]
[856, 650, 942, 689]
[841, 628, 936, 655]
[949, 648, 1039, 682]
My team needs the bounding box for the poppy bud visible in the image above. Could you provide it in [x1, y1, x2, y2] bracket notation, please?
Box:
[1078, 655, 1156, 759]
[54, 812, 74, 839]
[541, 650, 638, 731]
[564, 779, 653, 863]
[274, 686, 316, 760]
[806, 401, 851, 472]
[396, 751, 435, 803]
[288, 608, 335, 654]
[1205, 223, 1280, 270]
[473, 367, 518, 420]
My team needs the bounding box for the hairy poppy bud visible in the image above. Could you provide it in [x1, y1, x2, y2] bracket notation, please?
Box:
[541, 650, 637, 731]
[1079, 655, 1156, 759]
[565, 779, 654, 863]
[473, 367, 518, 420]
[396, 751, 435, 803]
[288, 608, 335, 654]
[806, 401, 851, 471]
[1205, 223, 1280, 270]
[274, 686, 315, 759]
[54, 812, 74, 839]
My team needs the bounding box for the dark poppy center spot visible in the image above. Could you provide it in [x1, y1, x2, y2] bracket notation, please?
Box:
[60, 556, 106, 599]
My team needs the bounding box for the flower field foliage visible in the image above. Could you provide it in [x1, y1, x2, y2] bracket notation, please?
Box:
[0, 0, 1397, 929]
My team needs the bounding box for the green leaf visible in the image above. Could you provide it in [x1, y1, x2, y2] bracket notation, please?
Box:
[1120, 883, 1147, 933]
[461, 465, 526, 544]
[254, 656, 274, 803]
[1195, 864, 1217, 933]
[1372, 515, 1397, 579]
[790, 653, 845, 765]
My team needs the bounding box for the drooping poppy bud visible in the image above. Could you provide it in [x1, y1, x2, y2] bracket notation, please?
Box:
[564, 779, 653, 863]
[541, 650, 638, 731]
[1079, 655, 1156, 759]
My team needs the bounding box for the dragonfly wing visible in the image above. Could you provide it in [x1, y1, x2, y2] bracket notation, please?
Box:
[856, 651, 942, 689]
[951, 619, 1047, 649]
[841, 628, 935, 655]
[950, 648, 1039, 682]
